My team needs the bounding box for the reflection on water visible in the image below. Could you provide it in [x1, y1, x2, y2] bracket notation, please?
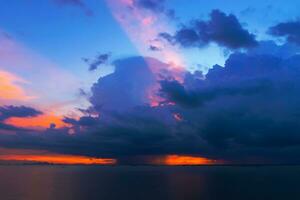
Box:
[0, 165, 299, 200]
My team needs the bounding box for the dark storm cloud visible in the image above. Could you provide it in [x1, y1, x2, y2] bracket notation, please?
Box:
[161, 9, 258, 50]
[0, 105, 42, 121]
[269, 20, 300, 45]
[158, 41, 300, 162]
[83, 53, 111, 71]
[3, 43, 300, 164]
[0, 123, 27, 131]
[53, 0, 93, 16]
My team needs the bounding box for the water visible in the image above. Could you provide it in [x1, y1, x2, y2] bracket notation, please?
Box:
[0, 165, 299, 200]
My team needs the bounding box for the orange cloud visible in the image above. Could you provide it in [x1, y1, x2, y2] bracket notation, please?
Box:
[4, 114, 67, 129]
[153, 155, 218, 165]
[0, 70, 34, 101]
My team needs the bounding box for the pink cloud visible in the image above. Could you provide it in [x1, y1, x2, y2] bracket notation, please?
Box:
[0, 70, 35, 103]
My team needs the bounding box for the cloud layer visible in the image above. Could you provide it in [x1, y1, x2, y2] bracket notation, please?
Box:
[2, 39, 300, 164]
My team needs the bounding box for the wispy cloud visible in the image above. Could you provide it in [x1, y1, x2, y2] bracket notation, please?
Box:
[53, 0, 94, 16]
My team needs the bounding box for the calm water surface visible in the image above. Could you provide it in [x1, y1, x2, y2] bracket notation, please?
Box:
[0, 165, 299, 200]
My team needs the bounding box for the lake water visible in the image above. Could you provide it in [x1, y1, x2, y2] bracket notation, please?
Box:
[0, 165, 299, 200]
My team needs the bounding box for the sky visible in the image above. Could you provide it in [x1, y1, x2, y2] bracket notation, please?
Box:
[1, 0, 300, 165]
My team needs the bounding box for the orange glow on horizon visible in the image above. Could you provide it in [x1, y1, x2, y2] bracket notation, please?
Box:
[155, 155, 218, 165]
[4, 114, 67, 129]
[0, 154, 117, 165]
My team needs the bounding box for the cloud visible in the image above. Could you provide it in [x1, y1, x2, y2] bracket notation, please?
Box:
[158, 32, 174, 44]
[89, 56, 157, 111]
[269, 20, 300, 45]
[83, 53, 111, 71]
[0, 105, 66, 131]
[53, 0, 94, 16]
[0, 123, 27, 132]
[161, 9, 258, 50]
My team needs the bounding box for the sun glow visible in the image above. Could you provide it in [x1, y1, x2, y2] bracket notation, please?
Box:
[0, 154, 117, 165]
[153, 155, 218, 165]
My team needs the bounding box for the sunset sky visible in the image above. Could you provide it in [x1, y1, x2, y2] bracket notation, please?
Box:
[1, 0, 300, 165]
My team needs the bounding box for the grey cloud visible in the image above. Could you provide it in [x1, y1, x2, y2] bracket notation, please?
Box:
[161, 9, 258, 50]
